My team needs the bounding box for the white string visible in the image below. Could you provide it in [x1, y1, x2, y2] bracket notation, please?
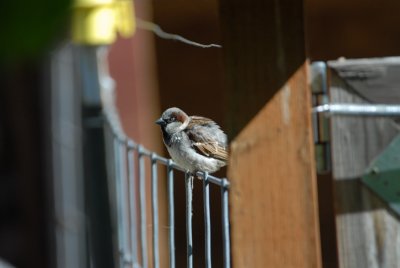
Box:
[136, 18, 222, 49]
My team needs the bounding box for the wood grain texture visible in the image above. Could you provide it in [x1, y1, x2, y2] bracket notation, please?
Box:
[220, 1, 321, 267]
[329, 65, 400, 268]
[228, 64, 322, 268]
[219, 0, 307, 137]
[329, 57, 400, 104]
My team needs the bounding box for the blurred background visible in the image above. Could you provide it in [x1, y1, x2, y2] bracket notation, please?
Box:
[1, 0, 400, 267]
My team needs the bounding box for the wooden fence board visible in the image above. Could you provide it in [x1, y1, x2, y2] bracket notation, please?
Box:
[329, 62, 400, 268]
[219, 0, 322, 267]
[228, 64, 322, 268]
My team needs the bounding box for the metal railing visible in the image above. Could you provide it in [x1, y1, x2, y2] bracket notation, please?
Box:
[99, 49, 231, 267]
[104, 117, 231, 268]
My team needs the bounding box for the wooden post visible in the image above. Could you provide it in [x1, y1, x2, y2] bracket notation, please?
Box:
[329, 58, 400, 268]
[219, 0, 322, 267]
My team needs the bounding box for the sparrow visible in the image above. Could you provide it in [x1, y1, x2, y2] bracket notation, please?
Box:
[155, 107, 228, 174]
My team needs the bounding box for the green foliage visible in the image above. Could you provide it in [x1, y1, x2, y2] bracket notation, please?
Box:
[0, 0, 71, 62]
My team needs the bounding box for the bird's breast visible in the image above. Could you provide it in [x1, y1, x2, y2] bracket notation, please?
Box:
[171, 135, 182, 143]
[161, 127, 173, 147]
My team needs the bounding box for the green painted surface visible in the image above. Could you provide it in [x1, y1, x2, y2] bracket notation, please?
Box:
[362, 134, 400, 215]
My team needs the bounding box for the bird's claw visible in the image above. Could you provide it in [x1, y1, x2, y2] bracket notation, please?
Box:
[185, 170, 194, 178]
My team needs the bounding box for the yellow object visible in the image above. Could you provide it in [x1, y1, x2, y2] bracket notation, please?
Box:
[72, 0, 136, 45]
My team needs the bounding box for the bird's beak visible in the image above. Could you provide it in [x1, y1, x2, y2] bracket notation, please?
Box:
[155, 118, 166, 126]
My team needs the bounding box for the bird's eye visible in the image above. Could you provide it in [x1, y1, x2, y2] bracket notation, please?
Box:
[167, 116, 176, 123]
[165, 116, 176, 124]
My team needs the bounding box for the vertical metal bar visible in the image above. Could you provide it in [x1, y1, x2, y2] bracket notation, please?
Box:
[167, 160, 176, 268]
[113, 139, 124, 267]
[221, 179, 231, 268]
[127, 147, 139, 266]
[118, 142, 131, 265]
[185, 173, 194, 268]
[151, 154, 160, 268]
[138, 146, 148, 268]
[203, 172, 212, 268]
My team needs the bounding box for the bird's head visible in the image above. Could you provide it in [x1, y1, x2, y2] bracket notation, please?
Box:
[155, 107, 189, 134]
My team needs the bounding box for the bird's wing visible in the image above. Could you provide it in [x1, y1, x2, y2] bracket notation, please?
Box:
[186, 116, 228, 162]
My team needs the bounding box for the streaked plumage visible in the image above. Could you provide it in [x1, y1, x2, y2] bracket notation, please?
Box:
[155, 107, 228, 173]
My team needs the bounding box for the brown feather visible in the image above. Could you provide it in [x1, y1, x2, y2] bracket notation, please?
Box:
[186, 116, 228, 162]
[193, 141, 228, 161]
[188, 116, 215, 127]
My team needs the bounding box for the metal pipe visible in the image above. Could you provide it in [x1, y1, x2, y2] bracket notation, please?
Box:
[203, 172, 212, 268]
[151, 154, 160, 268]
[167, 160, 176, 268]
[185, 172, 194, 268]
[138, 146, 148, 268]
[313, 103, 400, 116]
[118, 142, 131, 265]
[127, 148, 139, 266]
[113, 139, 124, 266]
[221, 179, 231, 268]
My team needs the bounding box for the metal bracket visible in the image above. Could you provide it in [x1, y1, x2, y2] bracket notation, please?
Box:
[310, 61, 331, 174]
[362, 134, 400, 216]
